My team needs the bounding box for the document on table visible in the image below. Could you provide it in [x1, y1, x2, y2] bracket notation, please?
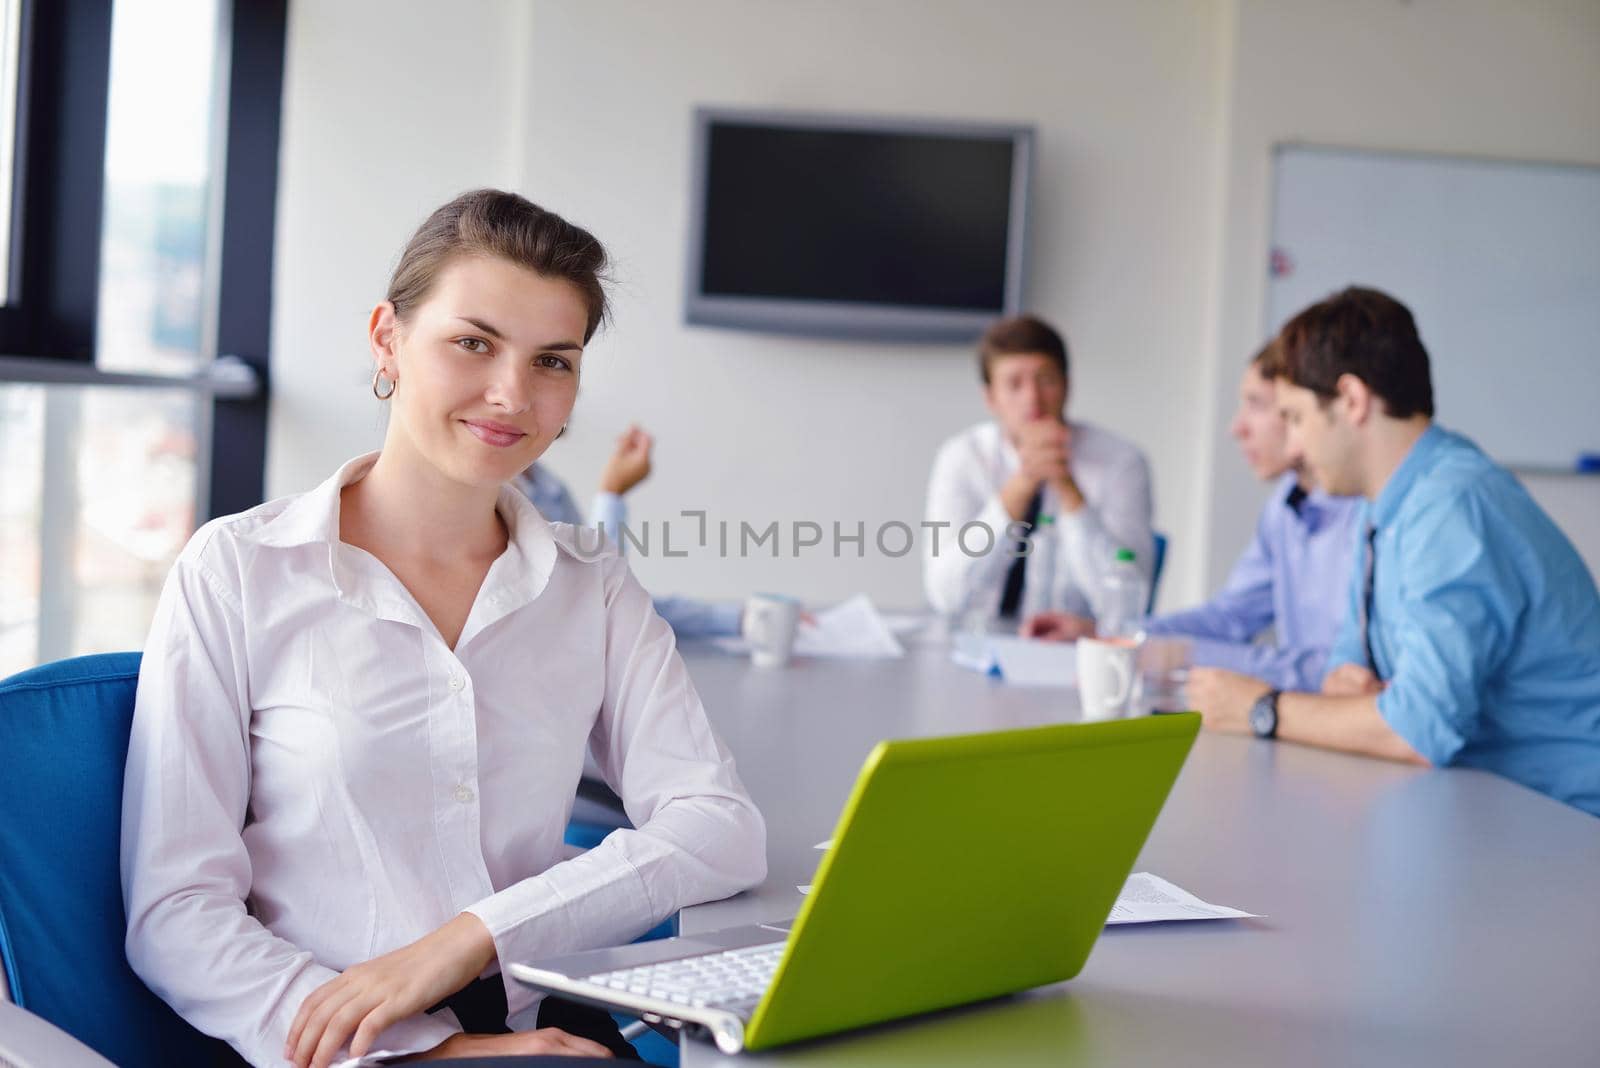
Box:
[990, 636, 1076, 687]
[951, 635, 1077, 687]
[1106, 873, 1259, 924]
[879, 613, 930, 639]
[797, 870, 1256, 926]
[713, 594, 906, 659]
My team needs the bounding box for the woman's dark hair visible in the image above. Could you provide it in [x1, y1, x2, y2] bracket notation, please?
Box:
[978, 315, 1070, 385]
[386, 189, 610, 341]
[1277, 286, 1435, 418]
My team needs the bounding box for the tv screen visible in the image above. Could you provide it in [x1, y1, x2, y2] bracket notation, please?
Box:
[685, 109, 1032, 341]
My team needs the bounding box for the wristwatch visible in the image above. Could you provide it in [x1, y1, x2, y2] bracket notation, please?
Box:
[1249, 689, 1282, 739]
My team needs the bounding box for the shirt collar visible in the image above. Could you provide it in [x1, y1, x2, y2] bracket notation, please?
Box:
[248, 452, 376, 549]
[1283, 480, 1309, 516]
[1284, 475, 1348, 531]
[245, 452, 561, 631]
[1371, 424, 1445, 530]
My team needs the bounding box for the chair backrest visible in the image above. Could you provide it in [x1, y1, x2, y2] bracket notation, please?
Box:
[1148, 531, 1169, 615]
[0, 653, 228, 1067]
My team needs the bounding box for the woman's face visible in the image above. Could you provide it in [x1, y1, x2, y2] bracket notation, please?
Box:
[371, 254, 588, 490]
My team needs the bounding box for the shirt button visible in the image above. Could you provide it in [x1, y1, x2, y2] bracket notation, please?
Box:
[448, 673, 465, 692]
[453, 784, 475, 804]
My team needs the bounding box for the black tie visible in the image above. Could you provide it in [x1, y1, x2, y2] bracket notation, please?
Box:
[998, 490, 1043, 619]
[1359, 524, 1380, 677]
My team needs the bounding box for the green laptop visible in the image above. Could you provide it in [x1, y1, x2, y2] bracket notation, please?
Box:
[510, 712, 1200, 1054]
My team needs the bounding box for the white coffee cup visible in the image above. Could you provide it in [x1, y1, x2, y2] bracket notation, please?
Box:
[1076, 636, 1140, 720]
[743, 594, 802, 668]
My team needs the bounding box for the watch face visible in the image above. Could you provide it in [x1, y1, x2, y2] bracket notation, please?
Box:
[1250, 694, 1277, 737]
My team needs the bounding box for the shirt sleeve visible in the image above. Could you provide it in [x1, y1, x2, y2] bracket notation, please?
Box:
[464, 555, 767, 1017]
[922, 441, 1017, 616]
[653, 595, 744, 639]
[1054, 448, 1156, 612]
[588, 492, 627, 552]
[121, 554, 460, 1067]
[1144, 499, 1276, 645]
[1182, 636, 1331, 693]
[1373, 491, 1520, 766]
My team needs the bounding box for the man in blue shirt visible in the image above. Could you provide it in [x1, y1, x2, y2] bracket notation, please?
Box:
[1024, 344, 1363, 691]
[1191, 287, 1600, 817]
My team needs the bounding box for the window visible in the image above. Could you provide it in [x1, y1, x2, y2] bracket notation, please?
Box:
[0, 0, 22, 302]
[0, 0, 283, 677]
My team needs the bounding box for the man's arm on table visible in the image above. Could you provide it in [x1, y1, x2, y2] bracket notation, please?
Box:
[1276, 691, 1429, 765]
[1189, 667, 1428, 766]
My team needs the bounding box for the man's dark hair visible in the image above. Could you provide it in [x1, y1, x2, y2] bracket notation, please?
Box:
[1276, 286, 1435, 418]
[978, 315, 1069, 386]
[1250, 338, 1284, 379]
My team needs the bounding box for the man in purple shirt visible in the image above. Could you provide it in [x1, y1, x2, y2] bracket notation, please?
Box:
[1023, 343, 1363, 691]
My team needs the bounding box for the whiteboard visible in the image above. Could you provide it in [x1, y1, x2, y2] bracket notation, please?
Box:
[1266, 145, 1600, 471]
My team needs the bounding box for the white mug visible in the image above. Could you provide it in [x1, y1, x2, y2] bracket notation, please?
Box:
[743, 594, 801, 668]
[1076, 637, 1140, 720]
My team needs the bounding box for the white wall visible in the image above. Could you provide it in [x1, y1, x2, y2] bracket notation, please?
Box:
[269, 0, 531, 493]
[269, 0, 1599, 614]
[513, 0, 1227, 608]
[1200, 0, 1600, 588]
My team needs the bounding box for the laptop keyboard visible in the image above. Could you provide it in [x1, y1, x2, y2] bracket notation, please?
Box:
[582, 941, 786, 1012]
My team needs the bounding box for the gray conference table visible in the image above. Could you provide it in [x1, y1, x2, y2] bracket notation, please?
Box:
[668, 630, 1600, 1067]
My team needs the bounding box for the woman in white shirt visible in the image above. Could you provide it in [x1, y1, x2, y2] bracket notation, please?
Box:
[120, 190, 767, 1067]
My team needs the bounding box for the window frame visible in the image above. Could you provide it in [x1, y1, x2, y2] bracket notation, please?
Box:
[0, 0, 283, 519]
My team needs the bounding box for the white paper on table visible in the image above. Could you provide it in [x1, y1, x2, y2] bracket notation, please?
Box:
[949, 641, 998, 674]
[879, 613, 929, 637]
[799, 594, 906, 658]
[713, 594, 906, 659]
[1106, 873, 1259, 924]
[988, 636, 1077, 687]
[797, 871, 1257, 928]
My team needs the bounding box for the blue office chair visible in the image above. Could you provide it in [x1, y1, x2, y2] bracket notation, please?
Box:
[1147, 532, 1169, 615]
[0, 652, 227, 1067]
[0, 653, 678, 1067]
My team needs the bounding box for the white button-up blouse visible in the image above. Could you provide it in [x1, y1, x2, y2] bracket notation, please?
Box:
[120, 454, 767, 1066]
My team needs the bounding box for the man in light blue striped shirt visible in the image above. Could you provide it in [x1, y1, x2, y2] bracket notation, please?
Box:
[1026, 343, 1363, 691]
[1139, 344, 1362, 690]
[1191, 287, 1600, 817]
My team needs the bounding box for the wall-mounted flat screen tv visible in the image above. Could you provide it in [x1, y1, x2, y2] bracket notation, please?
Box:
[685, 108, 1033, 342]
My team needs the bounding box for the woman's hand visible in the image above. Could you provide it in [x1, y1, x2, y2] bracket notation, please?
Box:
[402, 1030, 615, 1060]
[286, 913, 498, 1068]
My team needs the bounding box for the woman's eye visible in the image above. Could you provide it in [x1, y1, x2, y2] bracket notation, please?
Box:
[537, 354, 571, 371]
[457, 337, 488, 353]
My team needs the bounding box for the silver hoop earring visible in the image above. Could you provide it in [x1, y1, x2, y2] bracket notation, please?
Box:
[372, 369, 395, 400]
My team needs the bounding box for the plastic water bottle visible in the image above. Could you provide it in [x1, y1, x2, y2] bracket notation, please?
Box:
[1096, 548, 1148, 640]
